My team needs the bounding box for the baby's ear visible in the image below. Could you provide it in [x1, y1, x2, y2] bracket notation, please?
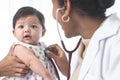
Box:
[12, 29, 16, 36]
[42, 29, 46, 37]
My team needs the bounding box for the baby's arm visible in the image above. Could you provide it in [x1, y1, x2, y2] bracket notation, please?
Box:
[13, 45, 52, 80]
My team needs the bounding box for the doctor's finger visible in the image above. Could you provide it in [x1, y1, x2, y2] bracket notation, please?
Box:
[48, 44, 64, 55]
[45, 50, 58, 59]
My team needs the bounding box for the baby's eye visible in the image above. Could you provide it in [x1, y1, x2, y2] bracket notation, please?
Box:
[31, 25, 37, 28]
[18, 25, 24, 28]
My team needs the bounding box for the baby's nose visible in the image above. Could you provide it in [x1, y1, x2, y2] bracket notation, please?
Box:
[24, 26, 31, 32]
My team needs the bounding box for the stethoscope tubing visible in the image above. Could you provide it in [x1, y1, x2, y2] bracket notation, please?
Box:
[56, 8, 82, 80]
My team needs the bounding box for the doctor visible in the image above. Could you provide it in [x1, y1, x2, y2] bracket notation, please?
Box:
[45, 0, 120, 80]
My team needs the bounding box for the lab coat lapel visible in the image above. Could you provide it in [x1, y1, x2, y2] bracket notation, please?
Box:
[78, 35, 100, 80]
[78, 14, 120, 80]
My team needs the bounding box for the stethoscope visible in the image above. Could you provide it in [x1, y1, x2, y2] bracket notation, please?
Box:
[55, 7, 82, 80]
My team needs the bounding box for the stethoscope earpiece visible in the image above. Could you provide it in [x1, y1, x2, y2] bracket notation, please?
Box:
[63, 6, 67, 10]
[56, 6, 66, 14]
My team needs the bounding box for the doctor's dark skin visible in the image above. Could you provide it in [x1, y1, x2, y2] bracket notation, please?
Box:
[45, 0, 115, 78]
[45, 44, 69, 76]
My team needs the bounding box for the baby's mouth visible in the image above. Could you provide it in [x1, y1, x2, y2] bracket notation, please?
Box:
[24, 35, 32, 40]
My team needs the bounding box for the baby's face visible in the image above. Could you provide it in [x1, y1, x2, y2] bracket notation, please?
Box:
[13, 15, 44, 45]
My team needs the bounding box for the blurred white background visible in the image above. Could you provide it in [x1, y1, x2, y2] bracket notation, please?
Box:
[0, 0, 120, 80]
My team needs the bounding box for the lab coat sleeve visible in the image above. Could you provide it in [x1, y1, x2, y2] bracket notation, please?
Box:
[105, 39, 120, 80]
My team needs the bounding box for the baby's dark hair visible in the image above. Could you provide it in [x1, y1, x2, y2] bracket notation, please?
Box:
[58, 0, 115, 18]
[13, 6, 45, 29]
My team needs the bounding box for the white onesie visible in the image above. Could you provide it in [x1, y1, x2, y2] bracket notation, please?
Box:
[7, 41, 58, 80]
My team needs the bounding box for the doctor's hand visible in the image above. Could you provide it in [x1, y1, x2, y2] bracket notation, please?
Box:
[0, 45, 29, 77]
[45, 44, 68, 76]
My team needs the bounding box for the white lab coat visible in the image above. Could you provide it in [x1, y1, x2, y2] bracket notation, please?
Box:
[78, 14, 120, 80]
